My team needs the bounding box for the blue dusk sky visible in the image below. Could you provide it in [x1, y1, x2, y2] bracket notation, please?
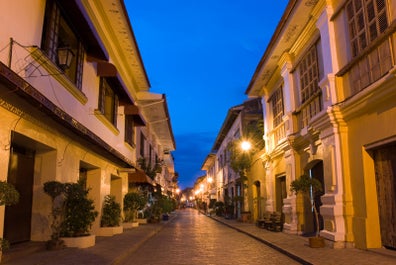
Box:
[125, 1, 289, 189]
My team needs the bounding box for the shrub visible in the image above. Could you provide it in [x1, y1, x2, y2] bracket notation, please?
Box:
[60, 182, 98, 237]
[123, 192, 147, 222]
[101, 195, 121, 227]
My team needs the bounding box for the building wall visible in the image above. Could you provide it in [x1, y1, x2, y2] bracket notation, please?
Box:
[254, 0, 396, 250]
[0, 0, 146, 244]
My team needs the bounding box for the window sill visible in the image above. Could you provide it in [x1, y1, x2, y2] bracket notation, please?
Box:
[94, 109, 120, 135]
[29, 48, 88, 105]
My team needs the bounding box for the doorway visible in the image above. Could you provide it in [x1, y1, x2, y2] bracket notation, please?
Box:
[304, 160, 324, 235]
[275, 175, 286, 213]
[372, 144, 396, 249]
[4, 145, 35, 244]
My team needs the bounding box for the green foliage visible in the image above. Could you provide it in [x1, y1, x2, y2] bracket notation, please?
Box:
[43, 181, 66, 242]
[137, 157, 162, 180]
[290, 174, 323, 237]
[60, 182, 98, 237]
[101, 195, 121, 227]
[228, 140, 252, 176]
[0, 181, 19, 251]
[290, 174, 323, 196]
[123, 191, 147, 222]
[43, 181, 65, 199]
[214, 201, 225, 216]
[0, 237, 10, 251]
[0, 181, 20, 206]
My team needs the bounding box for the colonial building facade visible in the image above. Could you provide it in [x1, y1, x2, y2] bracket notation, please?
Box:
[0, 0, 175, 247]
[246, 0, 396, 250]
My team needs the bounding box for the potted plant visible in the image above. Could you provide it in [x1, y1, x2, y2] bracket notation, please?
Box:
[59, 180, 98, 248]
[290, 174, 324, 248]
[43, 181, 66, 250]
[0, 181, 19, 253]
[123, 192, 146, 228]
[98, 195, 123, 236]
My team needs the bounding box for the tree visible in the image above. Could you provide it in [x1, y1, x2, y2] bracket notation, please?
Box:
[290, 174, 323, 237]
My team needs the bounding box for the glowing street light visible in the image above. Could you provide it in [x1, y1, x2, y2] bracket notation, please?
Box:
[241, 140, 252, 151]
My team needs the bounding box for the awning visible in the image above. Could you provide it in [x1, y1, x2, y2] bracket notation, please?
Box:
[124, 104, 146, 126]
[128, 169, 154, 185]
[97, 61, 117, 77]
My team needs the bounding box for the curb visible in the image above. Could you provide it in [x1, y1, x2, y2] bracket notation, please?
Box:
[210, 217, 312, 265]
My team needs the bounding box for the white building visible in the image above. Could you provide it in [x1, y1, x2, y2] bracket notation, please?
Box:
[0, 0, 175, 247]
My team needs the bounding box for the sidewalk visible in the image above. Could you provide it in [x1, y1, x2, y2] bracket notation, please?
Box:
[1, 220, 170, 265]
[210, 215, 396, 265]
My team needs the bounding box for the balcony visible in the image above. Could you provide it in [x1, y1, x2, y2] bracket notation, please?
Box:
[294, 91, 322, 131]
[337, 30, 395, 99]
[267, 120, 286, 151]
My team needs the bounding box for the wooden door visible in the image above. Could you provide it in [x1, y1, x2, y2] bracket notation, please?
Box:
[373, 145, 396, 249]
[4, 146, 34, 244]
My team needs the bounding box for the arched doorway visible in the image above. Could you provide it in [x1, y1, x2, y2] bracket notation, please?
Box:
[303, 160, 324, 235]
[253, 181, 261, 220]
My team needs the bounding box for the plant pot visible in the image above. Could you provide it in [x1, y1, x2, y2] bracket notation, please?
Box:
[136, 218, 148, 225]
[240, 211, 251, 222]
[97, 226, 123, 236]
[123, 222, 139, 229]
[309, 237, 325, 248]
[61, 234, 95, 248]
[46, 239, 65, 250]
[162, 214, 169, 221]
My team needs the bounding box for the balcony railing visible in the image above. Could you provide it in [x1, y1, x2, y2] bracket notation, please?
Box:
[267, 120, 286, 151]
[337, 30, 395, 98]
[294, 91, 322, 131]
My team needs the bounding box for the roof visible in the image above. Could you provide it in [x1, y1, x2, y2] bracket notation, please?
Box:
[245, 0, 320, 97]
[137, 92, 176, 153]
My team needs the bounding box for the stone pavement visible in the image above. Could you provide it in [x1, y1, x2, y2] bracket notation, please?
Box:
[210, 215, 396, 265]
[2, 211, 396, 265]
[1, 220, 169, 265]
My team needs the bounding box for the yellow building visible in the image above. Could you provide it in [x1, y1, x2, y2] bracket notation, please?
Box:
[247, 0, 396, 250]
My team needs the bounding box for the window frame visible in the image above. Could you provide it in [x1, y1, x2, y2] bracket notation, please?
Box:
[346, 0, 388, 58]
[125, 116, 135, 147]
[98, 77, 119, 127]
[41, 0, 84, 89]
[269, 86, 284, 128]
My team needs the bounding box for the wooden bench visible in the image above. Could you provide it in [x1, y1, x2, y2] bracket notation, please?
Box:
[257, 211, 284, 232]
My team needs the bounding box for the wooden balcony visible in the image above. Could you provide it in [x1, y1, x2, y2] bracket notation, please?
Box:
[294, 91, 322, 131]
[337, 29, 396, 99]
[267, 120, 286, 151]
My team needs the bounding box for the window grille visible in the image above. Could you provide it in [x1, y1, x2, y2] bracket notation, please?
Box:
[346, 0, 388, 57]
[270, 86, 284, 127]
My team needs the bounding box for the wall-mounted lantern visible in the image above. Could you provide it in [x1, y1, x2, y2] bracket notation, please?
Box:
[57, 47, 74, 69]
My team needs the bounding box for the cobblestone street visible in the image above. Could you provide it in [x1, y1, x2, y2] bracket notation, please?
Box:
[118, 208, 299, 265]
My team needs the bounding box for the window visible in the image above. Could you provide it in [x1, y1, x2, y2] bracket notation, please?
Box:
[346, 0, 388, 57]
[297, 44, 323, 128]
[299, 45, 320, 104]
[140, 132, 145, 157]
[41, 0, 84, 88]
[270, 87, 284, 127]
[125, 117, 135, 147]
[98, 78, 118, 126]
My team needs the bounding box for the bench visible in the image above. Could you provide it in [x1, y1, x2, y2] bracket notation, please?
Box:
[257, 211, 284, 232]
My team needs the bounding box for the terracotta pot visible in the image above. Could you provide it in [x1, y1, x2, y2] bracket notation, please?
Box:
[309, 237, 325, 248]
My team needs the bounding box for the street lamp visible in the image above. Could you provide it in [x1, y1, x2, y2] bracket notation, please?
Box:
[241, 140, 252, 151]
